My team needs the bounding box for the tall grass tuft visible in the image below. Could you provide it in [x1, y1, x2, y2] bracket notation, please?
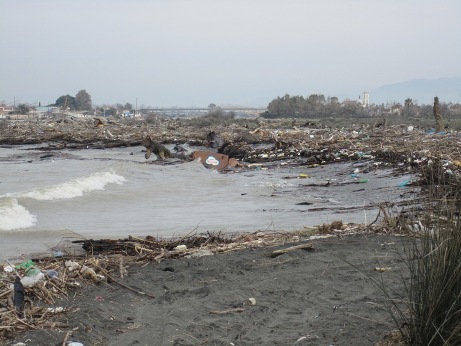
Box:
[398, 161, 461, 345]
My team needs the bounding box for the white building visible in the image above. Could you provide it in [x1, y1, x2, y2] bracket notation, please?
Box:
[359, 92, 370, 107]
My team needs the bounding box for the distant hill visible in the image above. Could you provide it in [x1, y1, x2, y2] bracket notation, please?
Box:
[371, 77, 461, 105]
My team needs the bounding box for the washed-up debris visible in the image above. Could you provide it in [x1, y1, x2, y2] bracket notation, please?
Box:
[268, 243, 315, 258]
[375, 267, 392, 272]
[209, 307, 245, 315]
[192, 151, 239, 170]
[1, 223, 397, 343]
[0, 230, 297, 341]
[2, 118, 461, 181]
[247, 298, 257, 306]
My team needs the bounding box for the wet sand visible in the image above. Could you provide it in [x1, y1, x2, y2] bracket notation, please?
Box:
[7, 233, 409, 346]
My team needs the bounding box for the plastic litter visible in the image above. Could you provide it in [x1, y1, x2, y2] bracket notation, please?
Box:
[65, 260, 80, 271]
[21, 272, 45, 287]
[13, 276, 25, 316]
[25, 267, 41, 276]
[398, 180, 411, 187]
[174, 245, 188, 252]
[3, 265, 14, 273]
[46, 269, 59, 279]
[46, 306, 64, 313]
[53, 250, 64, 258]
[65, 260, 101, 282]
[15, 259, 35, 270]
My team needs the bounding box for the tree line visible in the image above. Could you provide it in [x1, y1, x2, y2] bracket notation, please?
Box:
[263, 94, 369, 118]
[262, 93, 461, 119]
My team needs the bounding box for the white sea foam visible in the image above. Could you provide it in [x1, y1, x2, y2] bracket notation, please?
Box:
[14, 171, 126, 201]
[0, 198, 37, 230]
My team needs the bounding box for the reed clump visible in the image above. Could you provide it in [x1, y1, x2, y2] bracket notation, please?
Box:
[394, 161, 461, 345]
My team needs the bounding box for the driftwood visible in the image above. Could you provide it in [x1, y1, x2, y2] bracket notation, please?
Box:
[268, 243, 315, 258]
[96, 265, 155, 298]
[209, 308, 245, 315]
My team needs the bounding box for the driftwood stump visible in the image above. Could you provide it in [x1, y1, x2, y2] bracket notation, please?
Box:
[433, 96, 444, 132]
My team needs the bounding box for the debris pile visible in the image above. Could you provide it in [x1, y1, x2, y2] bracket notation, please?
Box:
[0, 231, 303, 341]
[1, 118, 460, 180]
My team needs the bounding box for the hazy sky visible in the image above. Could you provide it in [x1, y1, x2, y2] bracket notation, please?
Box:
[1, 0, 460, 107]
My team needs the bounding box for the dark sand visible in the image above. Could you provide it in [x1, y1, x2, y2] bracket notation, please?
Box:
[7, 234, 409, 346]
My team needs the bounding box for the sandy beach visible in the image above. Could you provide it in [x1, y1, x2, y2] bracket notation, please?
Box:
[4, 232, 409, 346]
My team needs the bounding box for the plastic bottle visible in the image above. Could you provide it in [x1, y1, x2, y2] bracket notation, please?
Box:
[20, 272, 45, 287]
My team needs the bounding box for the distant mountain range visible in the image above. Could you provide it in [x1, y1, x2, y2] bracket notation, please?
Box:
[371, 77, 461, 105]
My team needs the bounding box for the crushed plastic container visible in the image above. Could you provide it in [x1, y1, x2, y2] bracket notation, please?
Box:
[21, 272, 45, 287]
[46, 269, 59, 279]
[15, 260, 35, 270]
[25, 267, 41, 276]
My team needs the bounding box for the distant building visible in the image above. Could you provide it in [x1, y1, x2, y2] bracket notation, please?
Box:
[0, 104, 14, 117]
[359, 92, 370, 107]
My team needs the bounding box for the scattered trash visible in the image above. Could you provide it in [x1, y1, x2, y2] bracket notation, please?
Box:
[65, 260, 102, 282]
[248, 297, 257, 306]
[295, 336, 308, 344]
[65, 260, 80, 271]
[25, 266, 41, 276]
[52, 250, 64, 258]
[398, 180, 411, 187]
[3, 265, 14, 273]
[187, 249, 214, 258]
[46, 306, 65, 313]
[374, 267, 391, 272]
[174, 245, 188, 252]
[46, 269, 59, 279]
[13, 276, 25, 317]
[21, 272, 45, 287]
[192, 151, 238, 171]
[15, 259, 35, 270]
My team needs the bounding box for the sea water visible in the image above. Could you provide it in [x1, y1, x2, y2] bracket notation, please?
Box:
[0, 144, 415, 260]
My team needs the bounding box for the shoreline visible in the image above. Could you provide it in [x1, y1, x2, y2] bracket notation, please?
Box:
[2, 231, 409, 345]
[1, 116, 456, 345]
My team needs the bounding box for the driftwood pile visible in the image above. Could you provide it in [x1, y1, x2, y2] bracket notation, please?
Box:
[1, 117, 460, 178]
[0, 230, 319, 341]
[0, 219, 416, 342]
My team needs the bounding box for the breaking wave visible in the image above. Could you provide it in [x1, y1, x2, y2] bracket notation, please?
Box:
[10, 171, 126, 201]
[0, 197, 37, 231]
